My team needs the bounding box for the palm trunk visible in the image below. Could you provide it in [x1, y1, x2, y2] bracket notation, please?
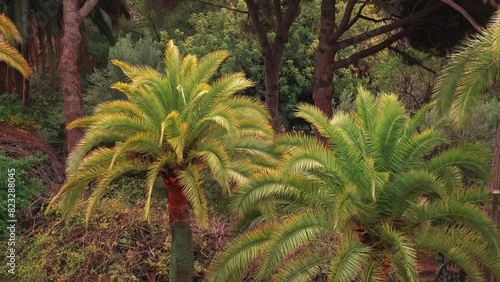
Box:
[163, 177, 194, 282]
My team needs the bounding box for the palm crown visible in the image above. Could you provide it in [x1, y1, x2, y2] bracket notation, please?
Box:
[47, 40, 274, 228]
[209, 88, 500, 282]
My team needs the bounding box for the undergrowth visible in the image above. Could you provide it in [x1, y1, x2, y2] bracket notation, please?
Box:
[0, 190, 232, 282]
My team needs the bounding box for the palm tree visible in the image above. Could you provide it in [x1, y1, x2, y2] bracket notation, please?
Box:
[432, 9, 500, 236]
[433, 10, 500, 126]
[47, 41, 274, 282]
[0, 14, 30, 78]
[208, 88, 500, 282]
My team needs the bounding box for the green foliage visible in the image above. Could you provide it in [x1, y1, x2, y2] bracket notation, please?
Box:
[48, 40, 274, 281]
[162, 0, 317, 130]
[0, 93, 40, 132]
[370, 48, 445, 111]
[433, 10, 500, 126]
[85, 31, 162, 111]
[0, 195, 233, 281]
[208, 88, 500, 282]
[440, 97, 500, 148]
[28, 74, 65, 148]
[51, 40, 274, 226]
[0, 152, 43, 237]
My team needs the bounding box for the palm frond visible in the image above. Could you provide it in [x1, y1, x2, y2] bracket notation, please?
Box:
[190, 140, 231, 194]
[178, 164, 208, 229]
[0, 41, 31, 78]
[395, 129, 449, 172]
[66, 129, 129, 176]
[432, 10, 500, 126]
[425, 142, 491, 181]
[378, 223, 418, 282]
[327, 236, 371, 282]
[409, 202, 499, 253]
[207, 226, 272, 282]
[432, 34, 487, 117]
[257, 212, 327, 281]
[86, 159, 147, 225]
[333, 183, 361, 230]
[273, 251, 328, 282]
[144, 153, 176, 221]
[354, 86, 377, 133]
[183, 50, 229, 100]
[372, 94, 407, 170]
[296, 103, 336, 142]
[414, 226, 500, 281]
[0, 14, 22, 43]
[378, 170, 443, 216]
[230, 173, 310, 214]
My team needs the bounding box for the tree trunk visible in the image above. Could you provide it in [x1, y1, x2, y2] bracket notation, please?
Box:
[163, 176, 194, 282]
[490, 123, 500, 194]
[312, 0, 336, 119]
[263, 47, 285, 132]
[59, 0, 85, 154]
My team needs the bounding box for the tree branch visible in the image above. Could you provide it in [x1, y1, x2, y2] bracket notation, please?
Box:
[333, 2, 443, 48]
[275, 0, 301, 45]
[356, 0, 408, 4]
[439, 0, 483, 35]
[245, 0, 270, 49]
[191, 0, 248, 14]
[273, 0, 283, 26]
[332, 30, 408, 70]
[346, 4, 367, 30]
[359, 14, 397, 23]
[331, 0, 358, 42]
[388, 46, 436, 74]
[78, 0, 100, 21]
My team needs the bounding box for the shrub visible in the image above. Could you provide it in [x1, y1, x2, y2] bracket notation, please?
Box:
[0, 152, 43, 237]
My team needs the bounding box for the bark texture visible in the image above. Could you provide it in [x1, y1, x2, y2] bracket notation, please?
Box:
[263, 48, 285, 132]
[312, 0, 336, 119]
[490, 123, 500, 229]
[59, 0, 99, 154]
[311, 1, 444, 121]
[245, 0, 300, 132]
[60, 1, 85, 154]
[163, 177, 194, 282]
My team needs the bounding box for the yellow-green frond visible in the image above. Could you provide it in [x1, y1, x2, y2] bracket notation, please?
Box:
[328, 236, 371, 282]
[0, 41, 31, 78]
[0, 14, 22, 44]
[355, 86, 377, 133]
[207, 226, 272, 282]
[144, 153, 176, 221]
[178, 164, 208, 229]
[85, 159, 148, 225]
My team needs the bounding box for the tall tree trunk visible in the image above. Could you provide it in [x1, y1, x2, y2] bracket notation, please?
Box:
[244, 0, 300, 132]
[59, 0, 87, 154]
[483, 122, 500, 281]
[263, 47, 285, 132]
[312, 0, 336, 119]
[490, 123, 500, 194]
[163, 177, 194, 282]
[490, 123, 500, 228]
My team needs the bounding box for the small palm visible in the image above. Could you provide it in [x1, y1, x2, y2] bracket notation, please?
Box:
[209, 88, 500, 282]
[48, 41, 274, 281]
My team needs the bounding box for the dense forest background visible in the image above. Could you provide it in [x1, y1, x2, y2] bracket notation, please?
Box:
[1, 0, 500, 281]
